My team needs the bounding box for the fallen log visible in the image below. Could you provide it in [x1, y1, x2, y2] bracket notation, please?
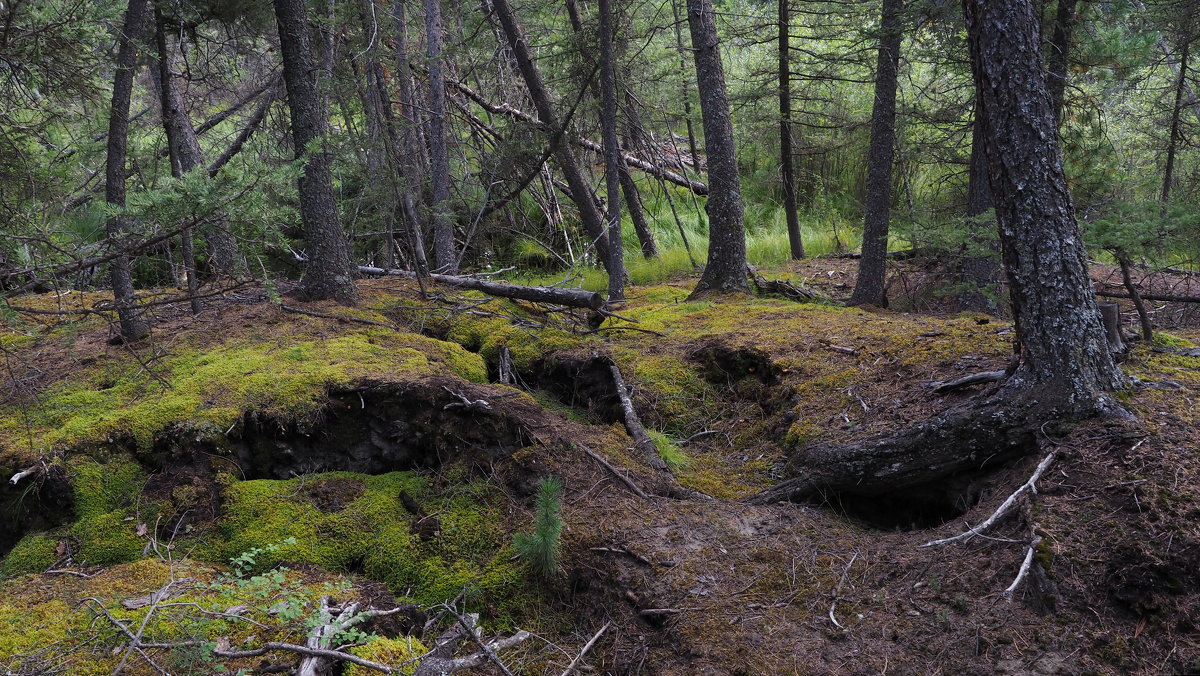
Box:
[1097, 290, 1200, 304]
[605, 357, 670, 472]
[357, 266, 606, 310]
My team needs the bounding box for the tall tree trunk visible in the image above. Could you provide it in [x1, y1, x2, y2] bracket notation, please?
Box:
[153, 7, 201, 314]
[105, 0, 151, 343]
[1163, 38, 1189, 205]
[425, 0, 456, 271]
[848, 0, 902, 308]
[779, 0, 804, 259]
[964, 0, 1122, 402]
[620, 166, 657, 258]
[392, 0, 431, 274]
[357, 0, 400, 269]
[671, 0, 701, 172]
[686, 0, 750, 297]
[1046, 0, 1076, 126]
[599, 0, 625, 300]
[956, 101, 1000, 313]
[490, 0, 613, 269]
[274, 0, 361, 303]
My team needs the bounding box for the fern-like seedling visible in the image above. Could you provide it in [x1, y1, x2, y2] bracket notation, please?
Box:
[513, 476, 564, 578]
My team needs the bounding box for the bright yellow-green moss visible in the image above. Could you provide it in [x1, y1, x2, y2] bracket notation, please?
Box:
[649, 430, 692, 471]
[65, 455, 148, 567]
[209, 471, 529, 618]
[614, 349, 714, 433]
[347, 636, 427, 675]
[445, 313, 588, 372]
[0, 329, 486, 456]
[1152, 331, 1197, 349]
[0, 535, 57, 577]
[0, 599, 110, 675]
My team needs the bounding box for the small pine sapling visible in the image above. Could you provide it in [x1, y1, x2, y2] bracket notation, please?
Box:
[512, 476, 564, 578]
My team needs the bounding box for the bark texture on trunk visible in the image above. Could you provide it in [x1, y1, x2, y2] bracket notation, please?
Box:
[686, 0, 750, 297]
[1163, 38, 1189, 204]
[848, 0, 902, 308]
[779, 0, 804, 260]
[105, 0, 151, 343]
[274, 0, 360, 304]
[425, 0, 456, 272]
[599, 0, 625, 301]
[965, 0, 1122, 402]
[490, 0, 613, 269]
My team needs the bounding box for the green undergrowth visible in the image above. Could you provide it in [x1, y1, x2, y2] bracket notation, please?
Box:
[0, 328, 486, 460]
[207, 470, 532, 621]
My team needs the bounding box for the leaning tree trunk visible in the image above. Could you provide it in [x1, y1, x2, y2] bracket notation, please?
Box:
[779, 0, 805, 260]
[685, 0, 751, 297]
[848, 0, 902, 308]
[965, 0, 1122, 401]
[599, 0, 626, 301]
[490, 0, 613, 269]
[1163, 38, 1189, 205]
[274, 0, 360, 304]
[955, 100, 1000, 314]
[425, 0, 456, 272]
[105, 0, 151, 343]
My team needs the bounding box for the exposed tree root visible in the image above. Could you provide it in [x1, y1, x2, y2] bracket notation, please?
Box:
[604, 357, 669, 472]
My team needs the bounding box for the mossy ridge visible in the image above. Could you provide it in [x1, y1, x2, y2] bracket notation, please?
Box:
[0, 328, 487, 458]
[209, 470, 532, 622]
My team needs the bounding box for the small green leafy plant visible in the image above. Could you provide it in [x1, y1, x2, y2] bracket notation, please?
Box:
[512, 477, 563, 578]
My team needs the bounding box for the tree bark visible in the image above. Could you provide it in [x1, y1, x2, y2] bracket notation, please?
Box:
[685, 0, 750, 297]
[671, 0, 701, 172]
[599, 0, 625, 301]
[779, 0, 805, 259]
[848, 0, 902, 308]
[105, 0, 151, 343]
[392, 0, 431, 275]
[965, 0, 1123, 402]
[1046, 0, 1076, 126]
[489, 0, 613, 269]
[274, 0, 361, 304]
[425, 0, 456, 272]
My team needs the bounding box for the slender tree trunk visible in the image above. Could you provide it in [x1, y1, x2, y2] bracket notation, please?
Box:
[392, 0, 431, 274]
[599, 0, 625, 300]
[620, 167, 657, 258]
[274, 0, 361, 303]
[779, 0, 804, 259]
[1046, 0, 1076, 126]
[490, 0, 613, 268]
[671, 0, 701, 172]
[425, 0, 456, 271]
[105, 0, 151, 343]
[848, 0, 902, 308]
[686, 0, 750, 297]
[1163, 38, 1189, 205]
[964, 0, 1123, 402]
[153, 7, 201, 314]
[956, 101, 1000, 313]
[357, 0, 401, 269]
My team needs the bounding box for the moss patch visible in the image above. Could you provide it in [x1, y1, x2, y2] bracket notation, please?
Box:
[347, 636, 427, 675]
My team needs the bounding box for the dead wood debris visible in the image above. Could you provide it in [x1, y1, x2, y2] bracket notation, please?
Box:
[604, 356, 669, 472]
[921, 450, 1057, 547]
[579, 444, 651, 500]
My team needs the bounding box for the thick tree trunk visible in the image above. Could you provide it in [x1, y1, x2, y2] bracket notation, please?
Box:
[490, 0, 613, 269]
[1046, 0, 1076, 126]
[685, 0, 751, 297]
[274, 0, 360, 304]
[599, 0, 625, 301]
[105, 0, 151, 343]
[848, 0, 902, 308]
[779, 0, 804, 260]
[965, 0, 1122, 402]
[956, 102, 1000, 313]
[425, 0, 456, 272]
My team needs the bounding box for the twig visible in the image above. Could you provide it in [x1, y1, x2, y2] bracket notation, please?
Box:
[1003, 536, 1042, 601]
[588, 547, 653, 566]
[921, 451, 1056, 547]
[579, 444, 650, 500]
[441, 386, 492, 412]
[559, 622, 611, 676]
[828, 552, 858, 630]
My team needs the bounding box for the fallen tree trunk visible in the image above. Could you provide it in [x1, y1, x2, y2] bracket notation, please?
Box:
[357, 265, 606, 310]
[1097, 290, 1200, 304]
[749, 395, 1042, 505]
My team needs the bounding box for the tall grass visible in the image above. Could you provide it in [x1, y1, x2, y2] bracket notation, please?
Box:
[508, 190, 861, 291]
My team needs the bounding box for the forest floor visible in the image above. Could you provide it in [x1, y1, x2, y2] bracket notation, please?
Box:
[1, 258, 1199, 675]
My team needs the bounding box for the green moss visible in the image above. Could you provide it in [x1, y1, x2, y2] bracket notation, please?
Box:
[72, 511, 145, 566]
[347, 636, 427, 675]
[0, 535, 58, 577]
[616, 350, 714, 433]
[210, 471, 529, 618]
[1152, 331, 1197, 349]
[0, 329, 486, 456]
[648, 430, 692, 471]
[784, 421, 824, 448]
[0, 599, 110, 675]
